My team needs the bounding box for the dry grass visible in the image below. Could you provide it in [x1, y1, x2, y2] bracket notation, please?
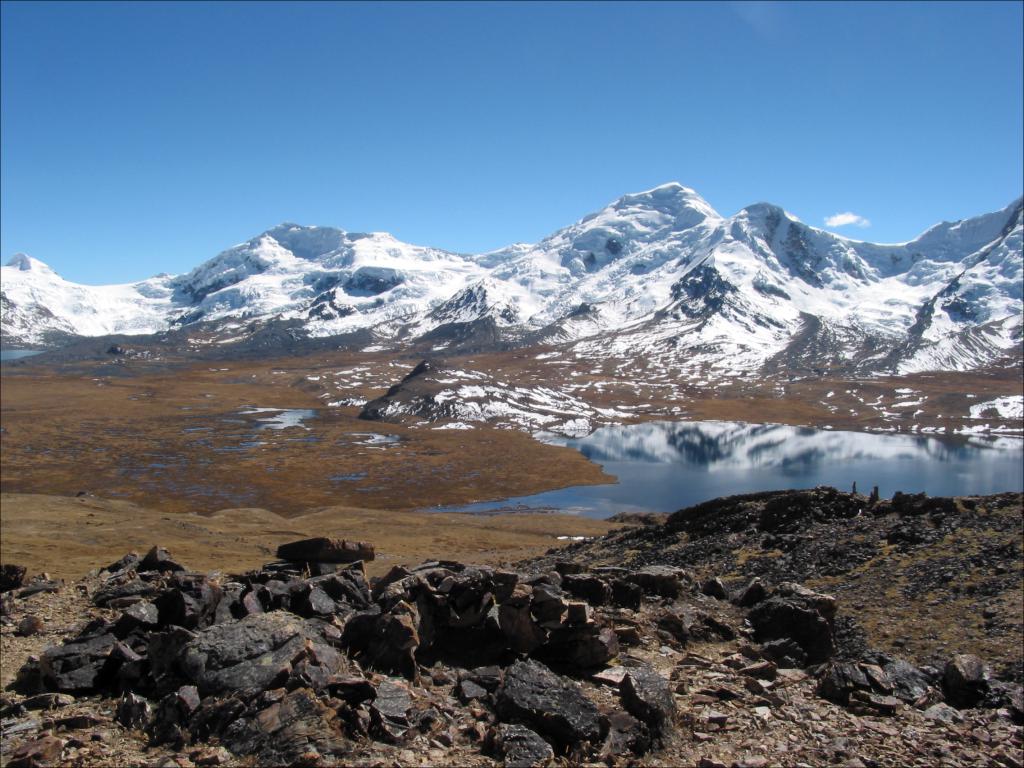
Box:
[0, 357, 609, 516]
[0, 492, 620, 581]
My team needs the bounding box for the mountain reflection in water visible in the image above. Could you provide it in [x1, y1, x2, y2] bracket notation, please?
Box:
[568, 421, 1011, 472]
[437, 421, 1023, 519]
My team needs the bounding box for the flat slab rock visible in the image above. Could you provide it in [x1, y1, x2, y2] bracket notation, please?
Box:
[178, 612, 342, 696]
[496, 659, 601, 748]
[276, 537, 375, 563]
[39, 632, 118, 693]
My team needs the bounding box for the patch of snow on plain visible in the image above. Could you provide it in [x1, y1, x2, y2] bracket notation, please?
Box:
[969, 396, 1023, 420]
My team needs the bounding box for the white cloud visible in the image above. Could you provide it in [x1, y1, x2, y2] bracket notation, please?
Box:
[825, 212, 871, 228]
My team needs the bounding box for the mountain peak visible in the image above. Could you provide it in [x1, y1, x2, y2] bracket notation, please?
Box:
[612, 182, 721, 225]
[261, 222, 349, 261]
[5, 253, 53, 273]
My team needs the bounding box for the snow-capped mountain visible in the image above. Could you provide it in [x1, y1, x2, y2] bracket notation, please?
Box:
[2, 184, 1021, 376]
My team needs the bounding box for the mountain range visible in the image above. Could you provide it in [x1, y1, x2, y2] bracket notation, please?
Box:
[2, 183, 1021, 376]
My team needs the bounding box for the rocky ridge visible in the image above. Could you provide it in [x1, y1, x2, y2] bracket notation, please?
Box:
[0, 492, 1022, 768]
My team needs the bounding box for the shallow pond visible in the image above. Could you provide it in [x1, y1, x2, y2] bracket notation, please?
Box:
[238, 407, 318, 430]
[436, 420, 1024, 519]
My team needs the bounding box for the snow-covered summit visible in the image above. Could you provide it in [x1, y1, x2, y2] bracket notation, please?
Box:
[3, 185, 1021, 377]
[6, 253, 54, 273]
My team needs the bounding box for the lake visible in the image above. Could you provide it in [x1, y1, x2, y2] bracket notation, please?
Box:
[0, 349, 43, 362]
[437, 420, 1024, 518]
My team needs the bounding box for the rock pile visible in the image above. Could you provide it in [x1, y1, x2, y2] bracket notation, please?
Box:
[1, 520, 1021, 767]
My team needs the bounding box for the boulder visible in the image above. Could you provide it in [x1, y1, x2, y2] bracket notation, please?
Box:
[1, 563, 27, 592]
[759, 638, 807, 669]
[493, 570, 519, 602]
[112, 601, 160, 638]
[276, 537, 374, 563]
[93, 578, 160, 607]
[566, 602, 590, 625]
[701, 577, 728, 600]
[371, 678, 413, 742]
[327, 674, 376, 705]
[457, 679, 489, 702]
[499, 585, 546, 654]
[610, 579, 642, 610]
[222, 687, 351, 764]
[291, 585, 339, 618]
[154, 574, 223, 630]
[620, 665, 676, 736]
[747, 583, 836, 664]
[178, 612, 341, 696]
[600, 711, 651, 758]
[882, 658, 933, 703]
[139, 546, 187, 573]
[490, 723, 554, 768]
[530, 584, 567, 626]
[308, 566, 372, 609]
[817, 662, 873, 705]
[148, 685, 200, 747]
[626, 566, 683, 598]
[495, 659, 601, 749]
[39, 632, 118, 693]
[464, 665, 503, 691]
[371, 565, 413, 601]
[943, 654, 990, 708]
[342, 601, 420, 680]
[102, 552, 140, 575]
[539, 624, 619, 669]
[561, 574, 612, 606]
[7, 735, 64, 768]
[733, 577, 768, 607]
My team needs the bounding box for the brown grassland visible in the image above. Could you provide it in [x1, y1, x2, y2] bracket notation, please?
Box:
[2, 349, 1021, 580]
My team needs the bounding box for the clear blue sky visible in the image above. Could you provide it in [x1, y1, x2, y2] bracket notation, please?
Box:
[2, 1, 1022, 284]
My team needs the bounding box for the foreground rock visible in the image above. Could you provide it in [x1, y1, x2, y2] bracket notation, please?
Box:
[2, 493, 1022, 768]
[178, 612, 344, 695]
[495, 659, 601, 749]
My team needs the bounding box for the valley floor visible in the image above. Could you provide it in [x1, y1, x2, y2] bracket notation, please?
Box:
[2, 349, 1020, 520]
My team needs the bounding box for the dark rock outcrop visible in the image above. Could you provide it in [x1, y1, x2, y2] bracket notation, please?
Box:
[747, 583, 836, 664]
[495, 659, 601, 749]
[178, 612, 343, 696]
[944, 654, 990, 708]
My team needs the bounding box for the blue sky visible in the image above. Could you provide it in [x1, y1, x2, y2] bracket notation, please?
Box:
[2, 1, 1022, 284]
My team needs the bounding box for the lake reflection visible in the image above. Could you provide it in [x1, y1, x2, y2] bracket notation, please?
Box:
[439, 421, 1024, 519]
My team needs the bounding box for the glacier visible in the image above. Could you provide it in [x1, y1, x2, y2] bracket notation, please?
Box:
[2, 183, 1021, 376]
